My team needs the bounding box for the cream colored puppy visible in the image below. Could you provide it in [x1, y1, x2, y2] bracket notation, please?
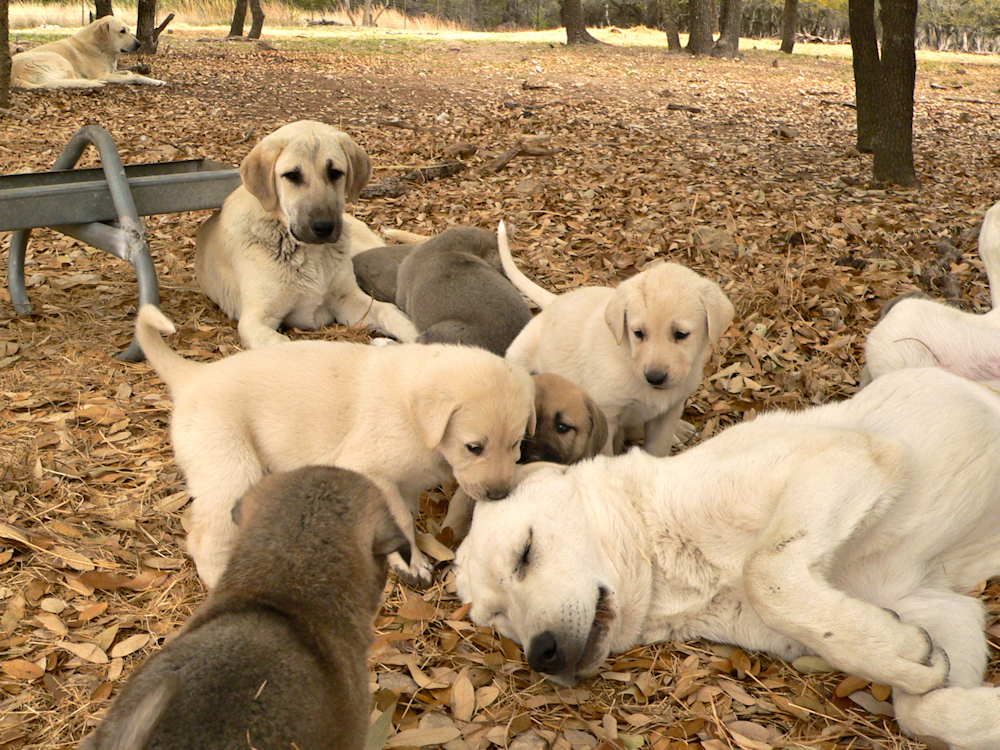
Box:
[12, 17, 166, 89]
[136, 305, 534, 589]
[195, 121, 417, 349]
[501, 222, 734, 456]
[863, 198, 1000, 388]
[457, 368, 1000, 750]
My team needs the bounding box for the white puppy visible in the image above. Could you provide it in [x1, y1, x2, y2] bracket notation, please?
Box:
[501, 223, 734, 456]
[457, 368, 1000, 750]
[863, 199, 1000, 387]
[136, 305, 534, 589]
[12, 17, 166, 89]
[195, 121, 418, 349]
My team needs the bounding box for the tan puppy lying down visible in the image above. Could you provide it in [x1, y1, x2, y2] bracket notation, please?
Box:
[502, 222, 734, 456]
[78, 466, 408, 750]
[12, 17, 166, 89]
[195, 121, 417, 349]
[136, 305, 534, 589]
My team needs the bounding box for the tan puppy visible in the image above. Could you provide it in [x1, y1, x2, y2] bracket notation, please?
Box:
[501, 223, 734, 457]
[195, 121, 417, 349]
[521, 373, 609, 464]
[78, 466, 408, 750]
[12, 17, 166, 89]
[442, 372, 607, 540]
[136, 305, 534, 589]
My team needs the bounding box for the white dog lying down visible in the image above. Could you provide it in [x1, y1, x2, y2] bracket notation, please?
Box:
[136, 305, 534, 589]
[863, 199, 1000, 388]
[457, 367, 1000, 750]
[501, 223, 734, 457]
[196, 121, 417, 349]
[11, 17, 166, 89]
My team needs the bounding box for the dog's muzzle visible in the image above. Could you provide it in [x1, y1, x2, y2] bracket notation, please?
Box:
[644, 369, 669, 387]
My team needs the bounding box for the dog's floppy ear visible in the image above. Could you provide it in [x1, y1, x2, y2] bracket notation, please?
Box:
[583, 397, 609, 459]
[240, 140, 282, 213]
[699, 280, 736, 343]
[336, 132, 373, 203]
[526, 403, 537, 437]
[604, 287, 629, 345]
[372, 510, 411, 566]
[410, 390, 460, 450]
[95, 17, 112, 47]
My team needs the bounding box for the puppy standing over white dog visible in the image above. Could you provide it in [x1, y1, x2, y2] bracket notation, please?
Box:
[196, 121, 418, 349]
[12, 17, 166, 89]
[501, 222, 734, 456]
[136, 305, 534, 589]
[457, 367, 1000, 750]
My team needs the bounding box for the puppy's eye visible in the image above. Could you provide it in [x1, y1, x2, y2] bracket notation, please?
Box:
[555, 421, 574, 434]
[466, 443, 484, 456]
[674, 330, 690, 341]
[633, 329, 645, 341]
[511, 439, 521, 451]
[282, 170, 304, 185]
[327, 166, 344, 183]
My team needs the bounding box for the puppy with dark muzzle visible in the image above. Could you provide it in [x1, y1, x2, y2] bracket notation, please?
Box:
[77, 466, 409, 750]
[353, 227, 531, 356]
[520, 373, 609, 465]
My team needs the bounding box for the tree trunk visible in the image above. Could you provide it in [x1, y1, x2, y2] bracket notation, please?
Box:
[94, 0, 113, 18]
[362, 0, 374, 25]
[229, 0, 247, 37]
[561, 0, 599, 44]
[247, 0, 264, 38]
[136, 0, 173, 53]
[686, 0, 714, 54]
[848, 0, 879, 153]
[713, 0, 741, 57]
[873, 0, 918, 186]
[662, 0, 682, 52]
[1, 0, 10, 109]
[779, 0, 797, 53]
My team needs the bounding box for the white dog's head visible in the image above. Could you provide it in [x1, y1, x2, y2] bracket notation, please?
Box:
[240, 121, 372, 245]
[89, 16, 141, 54]
[604, 263, 734, 390]
[411, 354, 536, 502]
[456, 462, 626, 686]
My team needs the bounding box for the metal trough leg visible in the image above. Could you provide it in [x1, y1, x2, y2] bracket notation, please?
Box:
[6, 125, 160, 361]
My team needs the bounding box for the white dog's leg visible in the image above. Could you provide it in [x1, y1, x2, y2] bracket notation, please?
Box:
[744, 446, 951, 696]
[335, 284, 419, 343]
[237, 305, 292, 350]
[890, 590, 999, 750]
[642, 401, 686, 457]
[102, 71, 167, 86]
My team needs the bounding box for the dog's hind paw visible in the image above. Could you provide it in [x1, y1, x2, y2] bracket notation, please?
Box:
[390, 549, 435, 589]
[892, 635, 950, 696]
[369, 337, 400, 348]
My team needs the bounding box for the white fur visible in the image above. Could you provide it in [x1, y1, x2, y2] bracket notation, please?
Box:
[863, 199, 1000, 388]
[11, 17, 165, 88]
[136, 305, 534, 589]
[500, 222, 734, 456]
[457, 368, 1000, 750]
[195, 121, 417, 349]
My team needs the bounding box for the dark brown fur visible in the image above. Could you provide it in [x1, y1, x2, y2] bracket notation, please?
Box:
[520, 373, 608, 465]
[78, 467, 408, 750]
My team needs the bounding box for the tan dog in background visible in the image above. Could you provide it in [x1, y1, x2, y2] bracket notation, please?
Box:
[136, 305, 534, 589]
[196, 121, 417, 349]
[501, 222, 734, 457]
[78, 466, 408, 750]
[12, 17, 166, 89]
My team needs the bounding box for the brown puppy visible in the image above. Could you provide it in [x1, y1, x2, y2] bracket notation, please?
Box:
[78, 466, 408, 750]
[520, 373, 609, 464]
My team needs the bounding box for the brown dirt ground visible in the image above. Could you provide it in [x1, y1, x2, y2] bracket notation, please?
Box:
[2, 27, 1000, 750]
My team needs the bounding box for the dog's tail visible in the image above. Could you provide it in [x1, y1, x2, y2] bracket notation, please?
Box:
[980, 201, 1000, 310]
[135, 305, 202, 389]
[497, 220, 557, 309]
[382, 228, 428, 244]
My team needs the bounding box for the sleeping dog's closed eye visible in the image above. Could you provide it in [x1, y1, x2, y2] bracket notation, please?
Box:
[514, 529, 533, 580]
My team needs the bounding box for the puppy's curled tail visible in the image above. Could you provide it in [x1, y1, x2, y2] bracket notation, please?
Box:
[497, 220, 557, 309]
[135, 305, 201, 389]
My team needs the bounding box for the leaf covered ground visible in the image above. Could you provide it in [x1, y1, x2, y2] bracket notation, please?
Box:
[1, 25, 1000, 750]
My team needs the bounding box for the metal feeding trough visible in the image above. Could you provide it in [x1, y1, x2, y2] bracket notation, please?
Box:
[1, 125, 242, 360]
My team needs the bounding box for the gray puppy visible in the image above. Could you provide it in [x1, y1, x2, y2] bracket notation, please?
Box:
[357, 227, 531, 356]
[78, 466, 409, 750]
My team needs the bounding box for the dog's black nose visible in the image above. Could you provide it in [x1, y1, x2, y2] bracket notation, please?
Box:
[485, 486, 509, 501]
[311, 220, 335, 240]
[527, 631, 566, 674]
[645, 370, 668, 386]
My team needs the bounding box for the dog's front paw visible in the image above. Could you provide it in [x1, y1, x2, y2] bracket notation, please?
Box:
[892, 627, 950, 695]
[673, 420, 696, 443]
[390, 549, 435, 589]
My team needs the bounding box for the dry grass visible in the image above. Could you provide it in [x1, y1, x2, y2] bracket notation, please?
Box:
[1, 28, 1000, 750]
